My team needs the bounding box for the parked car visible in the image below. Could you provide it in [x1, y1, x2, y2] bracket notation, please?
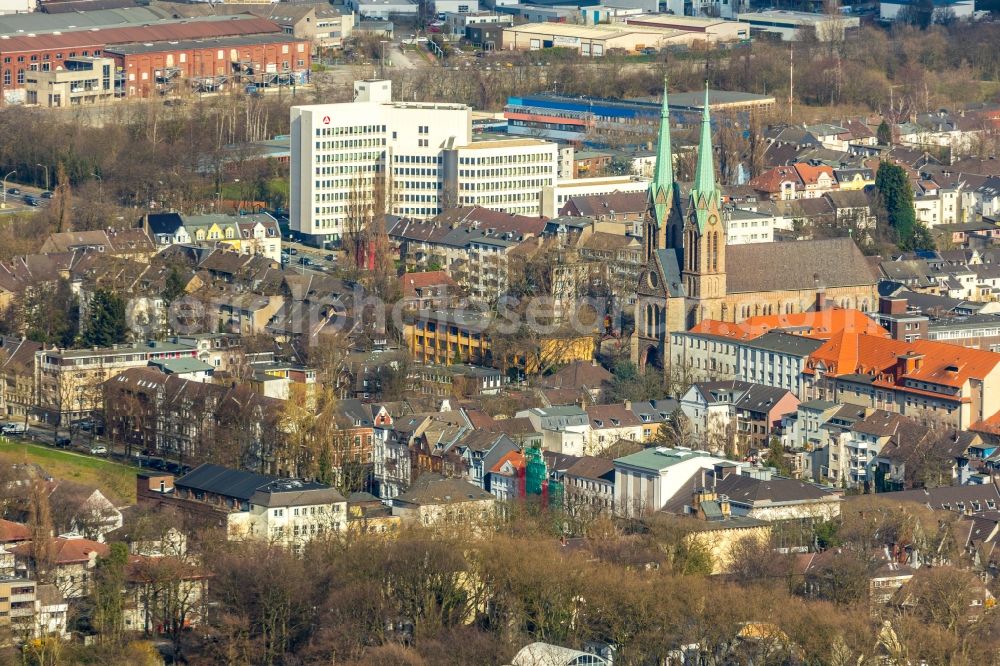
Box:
[324, 254, 335, 262]
[22, 195, 38, 207]
[1, 422, 27, 435]
[6, 187, 19, 195]
[40, 191, 53, 199]
[55, 436, 71, 448]
[89, 445, 107, 455]
[288, 248, 298, 255]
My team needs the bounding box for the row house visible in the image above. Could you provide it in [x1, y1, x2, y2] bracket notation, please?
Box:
[748, 162, 837, 202]
[679, 380, 799, 456]
[584, 403, 643, 455]
[0, 337, 42, 422]
[145, 212, 282, 262]
[103, 367, 285, 470]
[562, 456, 615, 521]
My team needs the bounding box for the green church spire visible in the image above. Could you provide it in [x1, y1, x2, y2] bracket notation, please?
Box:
[649, 75, 674, 228]
[691, 82, 720, 232]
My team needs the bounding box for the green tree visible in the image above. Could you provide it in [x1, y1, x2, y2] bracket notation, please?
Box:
[90, 542, 129, 644]
[876, 120, 892, 146]
[875, 162, 920, 249]
[764, 437, 795, 477]
[82, 289, 128, 347]
[161, 267, 187, 305]
[22, 278, 78, 347]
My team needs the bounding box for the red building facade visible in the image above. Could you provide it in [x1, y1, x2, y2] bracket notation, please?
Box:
[106, 34, 311, 98]
[0, 16, 281, 101]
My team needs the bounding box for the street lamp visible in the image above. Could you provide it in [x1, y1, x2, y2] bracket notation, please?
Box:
[1, 170, 15, 209]
[35, 164, 49, 192]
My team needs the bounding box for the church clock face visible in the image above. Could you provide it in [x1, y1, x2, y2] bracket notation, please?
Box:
[708, 215, 718, 226]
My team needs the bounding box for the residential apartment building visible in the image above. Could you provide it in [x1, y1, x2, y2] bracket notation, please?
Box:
[584, 403, 643, 455]
[540, 176, 650, 219]
[803, 333, 1000, 430]
[669, 330, 740, 384]
[290, 79, 558, 246]
[11, 536, 108, 600]
[33, 341, 198, 426]
[737, 331, 823, 398]
[563, 456, 615, 521]
[516, 406, 589, 457]
[0, 336, 41, 421]
[0, 579, 67, 642]
[680, 381, 799, 455]
[726, 208, 792, 245]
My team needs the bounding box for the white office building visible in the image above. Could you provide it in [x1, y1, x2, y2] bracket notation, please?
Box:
[443, 138, 557, 215]
[291, 79, 557, 246]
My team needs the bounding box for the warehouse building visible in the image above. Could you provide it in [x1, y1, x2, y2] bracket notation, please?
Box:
[502, 22, 682, 56]
[622, 15, 750, 41]
[736, 10, 860, 41]
[505, 89, 775, 141]
[105, 33, 310, 97]
[0, 16, 282, 102]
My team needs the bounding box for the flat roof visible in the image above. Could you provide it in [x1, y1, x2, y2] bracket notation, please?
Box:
[105, 32, 301, 55]
[0, 6, 165, 36]
[738, 10, 859, 25]
[615, 446, 713, 471]
[504, 22, 675, 39]
[45, 341, 194, 359]
[556, 176, 650, 189]
[460, 138, 551, 150]
[627, 15, 744, 28]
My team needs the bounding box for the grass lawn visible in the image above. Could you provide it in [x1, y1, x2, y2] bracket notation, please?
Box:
[0, 439, 138, 504]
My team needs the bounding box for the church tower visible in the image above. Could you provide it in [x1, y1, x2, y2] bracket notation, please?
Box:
[682, 84, 726, 327]
[644, 77, 682, 262]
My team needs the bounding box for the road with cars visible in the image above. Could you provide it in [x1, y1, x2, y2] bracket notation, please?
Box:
[0, 419, 192, 476]
[1, 181, 52, 214]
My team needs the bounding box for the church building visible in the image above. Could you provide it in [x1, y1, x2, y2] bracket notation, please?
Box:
[631, 82, 879, 372]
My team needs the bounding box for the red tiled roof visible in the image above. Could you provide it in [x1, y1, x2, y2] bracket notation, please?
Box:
[749, 166, 802, 193]
[11, 536, 109, 564]
[794, 163, 836, 186]
[688, 307, 888, 341]
[805, 332, 1000, 390]
[0, 519, 30, 544]
[400, 270, 457, 298]
[489, 450, 525, 475]
[0, 16, 280, 53]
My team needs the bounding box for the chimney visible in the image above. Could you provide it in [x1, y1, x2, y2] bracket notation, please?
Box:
[719, 494, 731, 519]
[623, 400, 632, 411]
[879, 296, 907, 315]
[815, 288, 827, 311]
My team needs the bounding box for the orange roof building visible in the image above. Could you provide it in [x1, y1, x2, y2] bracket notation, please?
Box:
[803, 332, 1000, 429]
[688, 307, 889, 342]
